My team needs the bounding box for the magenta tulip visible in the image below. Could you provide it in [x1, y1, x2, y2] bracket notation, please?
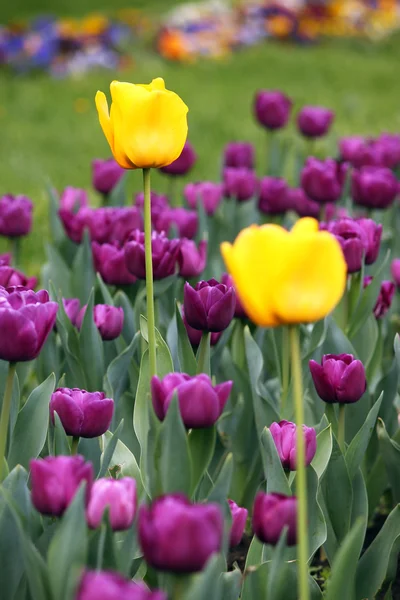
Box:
[50, 388, 114, 438]
[253, 492, 297, 546]
[269, 420, 316, 470]
[228, 499, 248, 547]
[309, 354, 366, 404]
[87, 478, 137, 531]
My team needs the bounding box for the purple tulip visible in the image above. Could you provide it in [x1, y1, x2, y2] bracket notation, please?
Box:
[87, 478, 137, 531]
[183, 279, 236, 332]
[254, 90, 292, 130]
[223, 142, 255, 169]
[92, 241, 137, 286]
[151, 373, 232, 428]
[178, 239, 207, 279]
[58, 208, 86, 244]
[76, 304, 124, 341]
[297, 106, 334, 138]
[50, 388, 114, 438]
[0, 195, 33, 237]
[338, 136, 367, 165]
[138, 494, 223, 573]
[220, 273, 247, 319]
[124, 230, 180, 280]
[356, 218, 382, 265]
[376, 133, 400, 169]
[0, 287, 58, 362]
[92, 158, 125, 195]
[287, 188, 320, 219]
[181, 308, 222, 347]
[301, 157, 346, 204]
[324, 204, 350, 222]
[228, 499, 248, 547]
[309, 354, 367, 404]
[0, 253, 11, 266]
[223, 168, 258, 202]
[326, 218, 368, 274]
[352, 166, 398, 210]
[0, 267, 37, 290]
[134, 191, 169, 220]
[364, 277, 395, 320]
[391, 259, 400, 287]
[160, 141, 197, 176]
[258, 177, 290, 215]
[77, 571, 166, 600]
[30, 455, 93, 517]
[184, 182, 224, 216]
[269, 420, 317, 471]
[153, 208, 198, 240]
[252, 492, 297, 546]
[59, 206, 143, 245]
[63, 298, 81, 327]
[60, 187, 89, 213]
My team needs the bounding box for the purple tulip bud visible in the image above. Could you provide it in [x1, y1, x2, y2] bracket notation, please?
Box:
[223, 142, 255, 169]
[258, 177, 290, 215]
[160, 141, 197, 176]
[364, 277, 395, 319]
[154, 208, 198, 240]
[183, 279, 236, 332]
[0, 266, 37, 290]
[134, 191, 169, 220]
[76, 304, 124, 341]
[326, 218, 368, 274]
[228, 499, 248, 547]
[178, 239, 207, 279]
[301, 157, 346, 204]
[223, 168, 258, 202]
[60, 187, 89, 213]
[30, 455, 93, 517]
[181, 308, 222, 347]
[50, 387, 114, 438]
[309, 354, 367, 404]
[297, 106, 334, 138]
[254, 90, 292, 130]
[338, 136, 367, 165]
[138, 494, 223, 573]
[124, 230, 180, 280]
[220, 273, 247, 319]
[269, 420, 317, 471]
[77, 570, 166, 600]
[0, 287, 58, 362]
[252, 492, 297, 546]
[391, 259, 400, 287]
[352, 166, 398, 210]
[92, 158, 125, 195]
[0, 195, 33, 237]
[184, 182, 224, 216]
[0, 253, 11, 266]
[92, 241, 137, 286]
[151, 373, 232, 428]
[286, 188, 320, 219]
[59, 206, 143, 245]
[376, 133, 400, 169]
[86, 477, 137, 531]
[356, 218, 382, 265]
[58, 208, 86, 244]
[62, 298, 81, 327]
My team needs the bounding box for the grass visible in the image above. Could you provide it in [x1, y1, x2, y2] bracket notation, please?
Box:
[1, 0, 400, 274]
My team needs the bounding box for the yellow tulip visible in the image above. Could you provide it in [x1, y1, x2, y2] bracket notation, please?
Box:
[95, 78, 188, 169]
[221, 217, 347, 327]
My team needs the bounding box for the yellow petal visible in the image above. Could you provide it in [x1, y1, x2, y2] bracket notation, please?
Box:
[291, 217, 319, 235]
[95, 91, 113, 149]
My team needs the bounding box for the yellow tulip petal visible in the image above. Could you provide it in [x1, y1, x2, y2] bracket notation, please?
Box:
[95, 91, 113, 150]
[291, 217, 319, 235]
[138, 77, 166, 91]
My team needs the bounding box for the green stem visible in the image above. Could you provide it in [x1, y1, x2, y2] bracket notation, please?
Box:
[196, 332, 211, 376]
[168, 177, 180, 207]
[96, 524, 107, 570]
[325, 404, 338, 438]
[71, 436, 80, 455]
[0, 362, 17, 480]
[143, 168, 157, 380]
[289, 326, 309, 600]
[9, 238, 20, 268]
[338, 404, 346, 454]
[318, 204, 326, 222]
[281, 326, 290, 415]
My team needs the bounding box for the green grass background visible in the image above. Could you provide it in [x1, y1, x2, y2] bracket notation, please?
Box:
[1, 1, 400, 273]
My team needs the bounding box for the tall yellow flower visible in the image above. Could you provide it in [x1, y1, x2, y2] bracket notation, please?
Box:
[95, 78, 188, 169]
[221, 218, 346, 327]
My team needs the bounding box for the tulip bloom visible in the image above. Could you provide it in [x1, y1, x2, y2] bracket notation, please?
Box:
[60, 187, 89, 213]
[76, 304, 124, 341]
[269, 420, 316, 470]
[87, 478, 137, 531]
[30, 455, 93, 517]
[134, 191, 169, 219]
[326, 219, 368, 274]
[153, 207, 198, 240]
[59, 206, 143, 245]
[297, 106, 334, 138]
[309, 354, 366, 404]
[0, 266, 37, 290]
[0, 195, 33, 237]
[338, 136, 368, 166]
[287, 188, 319, 219]
[391, 259, 400, 287]
[178, 239, 207, 278]
[93, 241, 137, 286]
[220, 273, 247, 319]
[160, 141, 196, 176]
[223, 168, 258, 202]
[356, 219, 382, 265]
[258, 177, 290, 215]
[151, 373, 232, 428]
[254, 90, 292, 130]
[77, 571, 166, 600]
[364, 277, 395, 320]
[184, 182, 224, 216]
[50, 388, 114, 438]
[252, 492, 297, 546]
[138, 495, 223, 572]
[95, 78, 188, 169]
[63, 298, 81, 327]
[183, 279, 236, 332]
[92, 158, 125, 195]
[124, 230, 180, 280]
[223, 142, 255, 169]
[228, 499, 248, 547]
[301, 158, 346, 204]
[181, 308, 222, 347]
[352, 166, 398, 210]
[221, 218, 346, 327]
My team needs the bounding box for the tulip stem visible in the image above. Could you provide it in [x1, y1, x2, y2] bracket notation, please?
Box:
[281, 326, 290, 415]
[143, 168, 157, 380]
[71, 436, 80, 455]
[196, 332, 211, 376]
[289, 326, 309, 600]
[338, 405, 346, 453]
[0, 362, 17, 481]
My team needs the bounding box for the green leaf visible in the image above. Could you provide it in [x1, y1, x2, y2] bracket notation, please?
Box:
[114, 290, 137, 346]
[377, 418, 400, 503]
[103, 432, 143, 498]
[196, 331, 211, 376]
[96, 273, 114, 306]
[139, 315, 174, 375]
[325, 518, 365, 600]
[260, 427, 291, 495]
[345, 393, 383, 480]
[71, 229, 95, 304]
[220, 569, 242, 600]
[78, 288, 104, 391]
[45, 244, 72, 298]
[207, 453, 233, 505]
[104, 333, 138, 404]
[188, 427, 216, 497]
[267, 529, 289, 598]
[311, 425, 332, 479]
[182, 554, 224, 600]
[159, 395, 192, 495]
[108, 171, 127, 206]
[52, 411, 71, 456]
[97, 420, 123, 479]
[8, 373, 56, 470]
[175, 302, 197, 375]
[46, 182, 65, 246]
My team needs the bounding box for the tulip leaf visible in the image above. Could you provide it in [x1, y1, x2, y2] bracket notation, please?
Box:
[108, 171, 127, 206]
[261, 427, 291, 496]
[175, 302, 197, 376]
[8, 373, 56, 470]
[103, 432, 143, 499]
[96, 273, 114, 306]
[188, 427, 216, 497]
[267, 529, 289, 598]
[46, 182, 66, 247]
[242, 561, 323, 600]
[377, 418, 400, 503]
[196, 331, 211, 376]
[71, 229, 96, 305]
[52, 411, 71, 456]
[182, 554, 224, 600]
[0, 359, 20, 444]
[311, 424, 332, 479]
[97, 419, 123, 479]
[220, 569, 242, 600]
[374, 335, 400, 435]
[207, 452, 233, 506]
[44, 244, 72, 298]
[139, 315, 174, 375]
[114, 290, 137, 347]
[104, 332, 139, 404]
[78, 288, 104, 392]
[159, 395, 192, 495]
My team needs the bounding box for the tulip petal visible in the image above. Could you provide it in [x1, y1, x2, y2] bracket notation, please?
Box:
[95, 91, 114, 152]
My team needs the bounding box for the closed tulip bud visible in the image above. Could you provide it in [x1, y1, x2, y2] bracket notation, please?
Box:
[134, 191, 169, 220]
[269, 420, 316, 470]
[338, 136, 366, 165]
[364, 277, 395, 320]
[309, 354, 367, 404]
[223, 167, 258, 202]
[153, 207, 198, 239]
[391, 259, 400, 287]
[138, 495, 223, 573]
[59, 206, 143, 245]
[223, 142, 255, 169]
[95, 78, 188, 169]
[254, 90, 292, 130]
[297, 106, 334, 138]
[228, 499, 248, 547]
[352, 166, 398, 210]
[76, 304, 124, 341]
[377, 133, 400, 169]
[0, 194, 33, 237]
[160, 141, 196, 176]
[92, 158, 125, 195]
[50, 387, 114, 438]
[327, 218, 368, 274]
[62, 297, 81, 327]
[60, 187, 89, 213]
[287, 188, 320, 219]
[151, 373, 232, 428]
[181, 308, 222, 347]
[77, 571, 166, 600]
[0, 288, 58, 362]
[30, 455, 93, 517]
[252, 492, 297, 546]
[87, 478, 137, 531]
[92, 241, 137, 285]
[0, 253, 11, 266]
[301, 158, 346, 204]
[184, 182, 224, 216]
[178, 239, 207, 278]
[124, 230, 180, 280]
[220, 273, 247, 319]
[356, 218, 382, 265]
[183, 278, 236, 332]
[258, 177, 289, 215]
